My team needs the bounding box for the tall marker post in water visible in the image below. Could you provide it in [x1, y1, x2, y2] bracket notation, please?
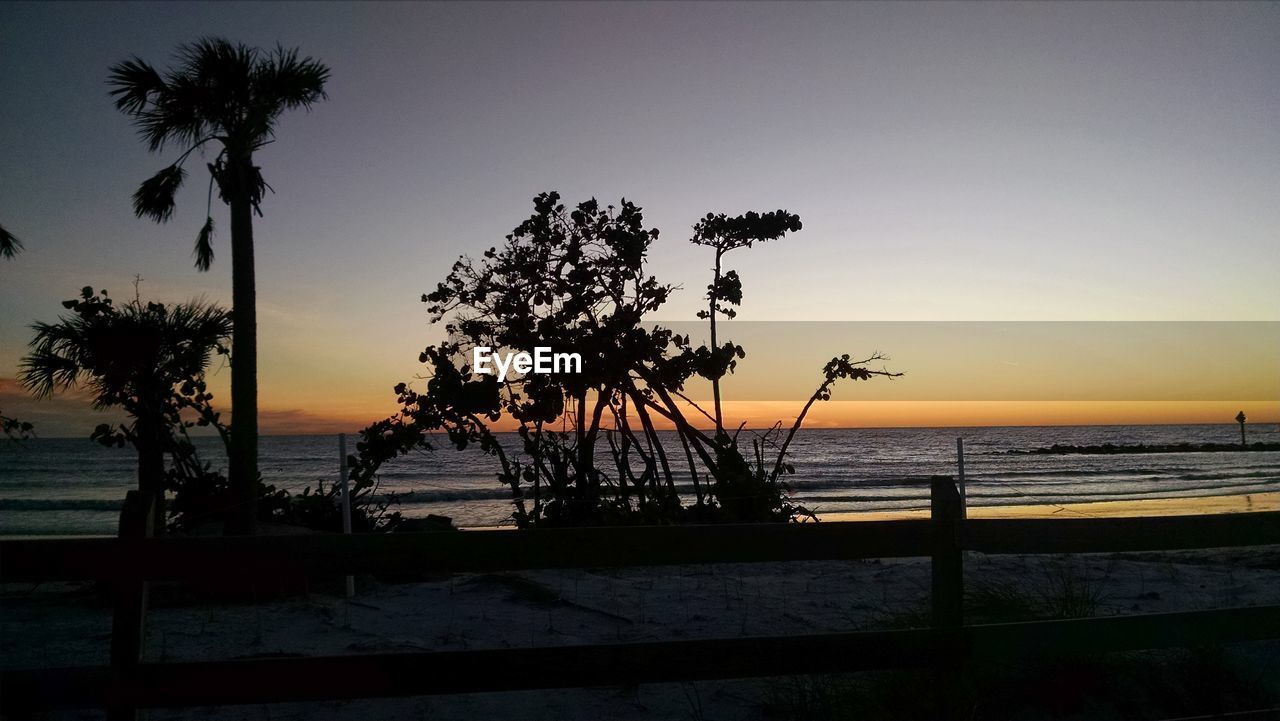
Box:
[339, 433, 354, 598]
[956, 437, 967, 519]
[1236, 411, 1247, 448]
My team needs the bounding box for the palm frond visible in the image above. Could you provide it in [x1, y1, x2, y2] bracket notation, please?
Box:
[247, 165, 271, 210]
[256, 45, 331, 113]
[164, 298, 234, 362]
[178, 37, 257, 88]
[210, 159, 271, 211]
[194, 216, 215, 271]
[112, 37, 329, 217]
[0, 223, 23, 259]
[107, 57, 167, 114]
[21, 288, 232, 410]
[20, 345, 83, 399]
[180, 38, 256, 131]
[21, 317, 96, 399]
[132, 164, 186, 222]
[127, 76, 208, 152]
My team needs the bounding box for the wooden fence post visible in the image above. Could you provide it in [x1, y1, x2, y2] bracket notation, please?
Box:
[931, 476, 963, 628]
[109, 490, 154, 721]
[931, 475, 965, 719]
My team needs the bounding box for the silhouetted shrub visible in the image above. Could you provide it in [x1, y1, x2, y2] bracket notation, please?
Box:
[21, 286, 398, 534]
[354, 193, 899, 527]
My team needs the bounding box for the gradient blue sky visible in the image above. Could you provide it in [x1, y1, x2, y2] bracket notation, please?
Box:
[2, 1, 1277, 434]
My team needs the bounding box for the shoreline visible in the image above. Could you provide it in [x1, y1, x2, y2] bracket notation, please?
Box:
[822, 491, 1280, 522]
[3, 492, 1278, 540]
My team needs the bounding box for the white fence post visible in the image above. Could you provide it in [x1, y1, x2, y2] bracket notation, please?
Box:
[339, 433, 354, 598]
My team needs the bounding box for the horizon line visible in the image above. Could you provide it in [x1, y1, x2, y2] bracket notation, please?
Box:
[17, 418, 1280, 441]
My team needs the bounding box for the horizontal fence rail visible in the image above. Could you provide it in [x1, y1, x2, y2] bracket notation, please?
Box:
[2, 480, 1279, 718]
[3, 606, 1279, 712]
[3, 511, 1279, 583]
[0, 518, 937, 582]
[965, 511, 1280, 554]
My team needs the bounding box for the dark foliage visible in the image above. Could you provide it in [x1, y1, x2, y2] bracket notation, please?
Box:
[0, 222, 23, 259]
[110, 37, 331, 535]
[21, 287, 232, 533]
[1, 413, 34, 442]
[109, 38, 329, 266]
[352, 193, 899, 527]
[19, 287, 395, 533]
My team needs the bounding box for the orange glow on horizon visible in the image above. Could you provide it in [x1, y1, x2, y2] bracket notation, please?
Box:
[7, 378, 1272, 437]
[250, 398, 1280, 435]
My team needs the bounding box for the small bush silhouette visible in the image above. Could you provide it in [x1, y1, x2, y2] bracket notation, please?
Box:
[20, 286, 398, 534]
[21, 287, 231, 534]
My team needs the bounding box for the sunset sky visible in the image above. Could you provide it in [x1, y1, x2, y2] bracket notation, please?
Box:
[2, 1, 1277, 436]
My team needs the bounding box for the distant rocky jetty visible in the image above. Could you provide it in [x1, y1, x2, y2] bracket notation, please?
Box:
[1010, 442, 1280, 455]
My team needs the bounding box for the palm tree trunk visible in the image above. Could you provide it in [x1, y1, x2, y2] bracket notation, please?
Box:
[226, 160, 259, 536]
[135, 414, 166, 536]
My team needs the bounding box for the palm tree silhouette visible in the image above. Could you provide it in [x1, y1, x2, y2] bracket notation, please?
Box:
[21, 288, 232, 534]
[0, 223, 22, 258]
[2, 223, 28, 438]
[108, 38, 329, 534]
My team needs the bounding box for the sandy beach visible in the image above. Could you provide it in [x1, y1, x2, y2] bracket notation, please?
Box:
[5, 525, 1279, 719]
[827, 491, 1280, 522]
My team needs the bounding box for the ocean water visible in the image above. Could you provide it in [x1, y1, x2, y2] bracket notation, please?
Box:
[1, 424, 1278, 535]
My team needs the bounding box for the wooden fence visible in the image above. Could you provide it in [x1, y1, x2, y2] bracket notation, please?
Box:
[2, 478, 1279, 719]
